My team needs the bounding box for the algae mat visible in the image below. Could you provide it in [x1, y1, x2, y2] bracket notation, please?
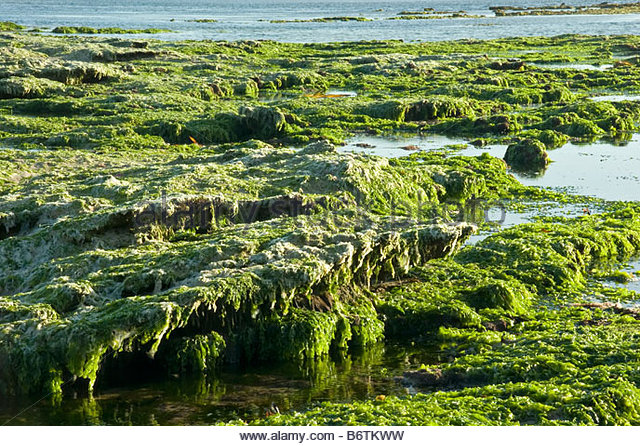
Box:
[1, 31, 640, 425]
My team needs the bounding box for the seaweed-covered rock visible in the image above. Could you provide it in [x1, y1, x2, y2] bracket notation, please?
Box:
[146, 107, 290, 144]
[536, 129, 569, 149]
[0, 76, 64, 99]
[361, 97, 478, 122]
[503, 138, 550, 171]
[239, 106, 287, 139]
[234, 80, 259, 97]
[4, 33, 640, 421]
[488, 60, 526, 71]
[359, 100, 408, 121]
[38, 62, 118, 84]
[405, 97, 476, 121]
[0, 21, 24, 32]
[51, 26, 171, 35]
[160, 332, 226, 374]
[64, 47, 166, 62]
[1, 139, 519, 396]
[0, 216, 473, 396]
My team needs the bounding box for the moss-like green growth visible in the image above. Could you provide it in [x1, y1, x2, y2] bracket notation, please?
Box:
[51, 26, 172, 34]
[270, 17, 372, 24]
[503, 138, 550, 172]
[0, 33, 638, 150]
[387, 12, 483, 20]
[0, 21, 25, 32]
[161, 332, 226, 374]
[253, 373, 640, 425]
[240, 210, 640, 426]
[0, 76, 65, 99]
[3, 32, 640, 425]
[492, 2, 640, 17]
[4, 137, 523, 396]
[379, 211, 640, 338]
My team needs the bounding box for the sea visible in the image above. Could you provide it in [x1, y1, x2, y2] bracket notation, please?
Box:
[1, 0, 640, 42]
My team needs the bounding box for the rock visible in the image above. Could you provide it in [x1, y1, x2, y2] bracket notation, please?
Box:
[405, 97, 475, 120]
[299, 140, 336, 155]
[0, 76, 64, 99]
[239, 106, 288, 140]
[503, 138, 550, 172]
[488, 60, 525, 70]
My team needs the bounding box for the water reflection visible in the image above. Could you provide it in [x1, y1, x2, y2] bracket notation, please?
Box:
[259, 89, 357, 103]
[0, 342, 442, 426]
[343, 134, 640, 202]
[589, 94, 640, 102]
[340, 134, 482, 158]
[601, 258, 640, 294]
[530, 62, 613, 71]
[463, 201, 600, 245]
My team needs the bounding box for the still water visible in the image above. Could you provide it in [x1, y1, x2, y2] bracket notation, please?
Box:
[0, 343, 442, 425]
[341, 134, 640, 202]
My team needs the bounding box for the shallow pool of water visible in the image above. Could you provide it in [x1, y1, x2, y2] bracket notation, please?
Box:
[259, 89, 357, 103]
[339, 134, 481, 158]
[344, 134, 640, 202]
[0, 342, 441, 426]
[530, 62, 613, 71]
[602, 258, 640, 294]
[463, 201, 600, 245]
[589, 95, 640, 102]
[510, 139, 640, 201]
[324, 89, 357, 97]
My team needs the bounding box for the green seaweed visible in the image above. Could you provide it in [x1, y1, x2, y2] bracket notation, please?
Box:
[51, 26, 172, 34]
[3, 32, 640, 426]
[0, 22, 25, 32]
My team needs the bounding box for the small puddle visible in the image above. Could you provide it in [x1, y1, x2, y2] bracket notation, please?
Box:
[258, 91, 294, 102]
[340, 134, 481, 158]
[326, 89, 357, 97]
[259, 89, 357, 102]
[463, 201, 599, 245]
[612, 54, 639, 60]
[531, 62, 613, 71]
[589, 94, 640, 102]
[304, 89, 358, 99]
[601, 257, 640, 294]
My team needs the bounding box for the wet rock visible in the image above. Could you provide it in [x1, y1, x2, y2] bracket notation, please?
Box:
[37, 61, 119, 84]
[0, 76, 64, 99]
[239, 106, 288, 140]
[488, 60, 525, 70]
[359, 100, 407, 121]
[0, 216, 474, 395]
[0, 21, 24, 32]
[503, 138, 550, 171]
[405, 97, 476, 121]
[299, 140, 336, 154]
